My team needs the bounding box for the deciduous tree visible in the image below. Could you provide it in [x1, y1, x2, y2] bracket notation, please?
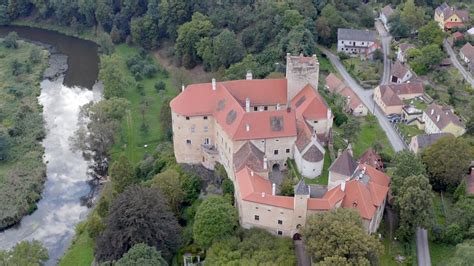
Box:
[0, 240, 48, 265]
[95, 186, 181, 262]
[303, 209, 382, 264]
[115, 243, 168, 266]
[110, 155, 135, 193]
[418, 21, 445, 46]
[193, 196, 238, 248]
[391, 150, 426, 197]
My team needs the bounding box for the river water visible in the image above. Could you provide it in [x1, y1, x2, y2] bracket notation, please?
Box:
[0, 26, 101, 265]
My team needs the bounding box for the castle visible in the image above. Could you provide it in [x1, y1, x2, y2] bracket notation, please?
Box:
[170, 54, 389, 237]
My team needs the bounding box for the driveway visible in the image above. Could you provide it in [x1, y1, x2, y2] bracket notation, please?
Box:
[318, 46, 405, 152]
[294, 240, 311, 266]
[443, 39, 474, 88]
[416, 228, 431, 266]
[375, 20, 392, 85]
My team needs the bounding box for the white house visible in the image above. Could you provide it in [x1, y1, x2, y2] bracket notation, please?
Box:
[397, 43, 415, 63]
[379, 5, 394, 30]
[337, 28, 377, 58]
[460, 43, 474, 64]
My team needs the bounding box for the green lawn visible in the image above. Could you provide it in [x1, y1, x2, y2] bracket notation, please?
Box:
[352, 116, 394, 158]
[397, 124, 423, 140]
[430, 241, 456, 266]
[58, 226, 95, 266]
[315, 47, 335, 74]
[108, 44, 177, 164]
[429, 192, 456, 265]
[342, 58, 382, 89]
[403, 98, 428, 111]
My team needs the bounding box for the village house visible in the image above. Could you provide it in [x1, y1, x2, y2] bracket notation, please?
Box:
[358, 148, 384, 171]
[468, 27, 474, 36]
[422, 103, 466, 137]
[397, 43, 415, 63]
[170, 54, 390, 237]
[337, 28, 377, 58]
[390, 60, 413, 83]
[409, 132, 452, 154]
[402, 105, 425, 129]
[379, 5, 394, 31]
[460, 43, 474, 65]
[373, 83, 424, 115]
[325, 74, 368, 116]
[434, 3, 469, 31]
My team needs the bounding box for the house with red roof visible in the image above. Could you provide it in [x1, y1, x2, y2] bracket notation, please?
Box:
[170, 54, 389, 237]
[373, 83, 424, 115]
[324, 74, 368, 116]
[422, 103, 466, 137]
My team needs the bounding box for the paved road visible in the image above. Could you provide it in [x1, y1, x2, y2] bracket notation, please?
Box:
[294, 240, 311, 266]
[375, 20, 392, 85]
[416, 228, 431, 266]
[318, 46, 405, 152]
[443, 39, 474, 88]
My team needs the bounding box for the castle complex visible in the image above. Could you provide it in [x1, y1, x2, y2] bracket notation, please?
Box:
[170, 54, 389, 238]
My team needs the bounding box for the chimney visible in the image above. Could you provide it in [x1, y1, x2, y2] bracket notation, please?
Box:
[276, 103, 280, 110]
[341, 182, 346, 191]
[181, 84, 185, 92]
[251, 170, 254, 176]
[212, 78, 216, 91]
[246, 70, 253, 80]
[245, 97, 250, 112]
[272, 183, 276, 196]
[263, 156, 268, 170]
[436, 115, 440, 122]
[246, 123, 250, 132]
[431, 109, 434, 115]
[347, 143, 353, 157]
[261, 192, 266, 198]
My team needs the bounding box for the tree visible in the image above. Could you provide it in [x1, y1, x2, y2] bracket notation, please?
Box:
[396, 175, 433, 241]
[159, 96, 172, 140]
[149, 168, 185, 214]
[279, 178, 295, 196]
[97, 33, 114, 55]
[110, 155, 135, 193]
[99, 55, 128, 98]
[444, 240, 474, 265]
[391, 150, 426, 197]
[224, 54, 259, 80]
[205, 228, 296, 265]
[422, 136, 474, 191]
[449, 197, 474, 234]
[411, 44, 444, 75]
[282, 9, 303, 30]
[115, 243, 168, 266]
[388, 12, 410, 39]
[213, 29, 244, 68]
[400, 0, 425, 33]
[175, 12, 213, 68]
[303, 209, 382, 264]
[341, 117, 360, 142]
[3, 31, 19, 49]
[0, 131, 9, 161]
[279, 25, 316, 56]
[193, 196, 238, 248]
[0, 4, 11, 26]
[418, 21, 446, 46]
[30, 47, 43, 64]
[95, 186, 181, 262]
[0, 240, 48, 266]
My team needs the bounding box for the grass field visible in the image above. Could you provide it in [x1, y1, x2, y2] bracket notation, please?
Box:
[397, 124, 423, 140]
[429, 192, 456, 265]
[353, 116, 394, 158]
[107, 44, 177, 164]
[58, 226, 95, 266]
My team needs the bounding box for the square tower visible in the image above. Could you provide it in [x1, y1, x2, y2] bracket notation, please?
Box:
[286, 53, 320, 103]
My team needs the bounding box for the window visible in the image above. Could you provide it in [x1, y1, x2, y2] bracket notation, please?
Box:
[274, 150, 279, 155]
[203, 116, 208, 120]
[254, 106, 258, 111]
[277, 231, 283, 236]
[186, 140, 191, 144]
[362, 42, 364, 45]
[186, 116, 190, 120]
[264, 106, 268, 111]
[278, 220, 283, 225]
[286, 148, 290, 153]
[255, 207, 259, 209]
[254, 215, 260, 221]
[204, 126, 208, 132]
[203, 138, 210, 145]
[275, 139, 279, 142]
[342, 41, 344, 44]
[313, 120, 318, 123]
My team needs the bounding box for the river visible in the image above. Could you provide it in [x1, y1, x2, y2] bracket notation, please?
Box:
[0, 26, 101, 265]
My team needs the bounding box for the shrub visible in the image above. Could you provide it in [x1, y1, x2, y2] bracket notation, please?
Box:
[154, 81, 166, 92]
[444, 223, 464, 245]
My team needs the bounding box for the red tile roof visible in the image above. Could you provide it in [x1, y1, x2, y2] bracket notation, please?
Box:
[224, 79, 287, 105]
[236, 167, 294, 209]
[339, 87, 364, 110]
[358, 148, 384, 171]
[307, 186, 345, 210]
[460, 43, 474, 61]
[445, 21, 465, 29]
[325, 73, 345, 93]
[291, 84, 329, 120]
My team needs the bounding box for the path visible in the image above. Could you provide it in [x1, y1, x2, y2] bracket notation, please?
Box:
[294, 240, 311, 266]
[375, 20, 391, 85]
[443, 39, 474, 88]
[318, 46, 405, 152]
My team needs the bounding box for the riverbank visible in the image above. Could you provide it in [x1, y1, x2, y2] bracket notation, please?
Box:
[0, 39, 48, 229]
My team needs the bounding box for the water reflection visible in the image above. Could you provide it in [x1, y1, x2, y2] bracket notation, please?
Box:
[0, 78, 101, 265]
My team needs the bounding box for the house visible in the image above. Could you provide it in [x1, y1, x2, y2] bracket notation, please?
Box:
[460, 43, 474, 64]
[409, 132, 452, 154]
[422, 103, 466, 137]
[397, 43, 416, 63]
[358, 148, 384, 171]
[402, 105, 425, 129]
[434, 3, 469, 31]
[171, 54, 389, 237]
[373, 83, 424, 115]
[380, 5, 395, 30]
[390, 61, 413, 83]
[337, 28, 377, 58]
[467, 27, 474, 36]
[453, 31, 464, 41]
[328, 147, 390, 233]
[325, 74, 368, 116]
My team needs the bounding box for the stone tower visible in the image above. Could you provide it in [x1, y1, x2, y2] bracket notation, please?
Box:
[286, 53, 320, 103]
